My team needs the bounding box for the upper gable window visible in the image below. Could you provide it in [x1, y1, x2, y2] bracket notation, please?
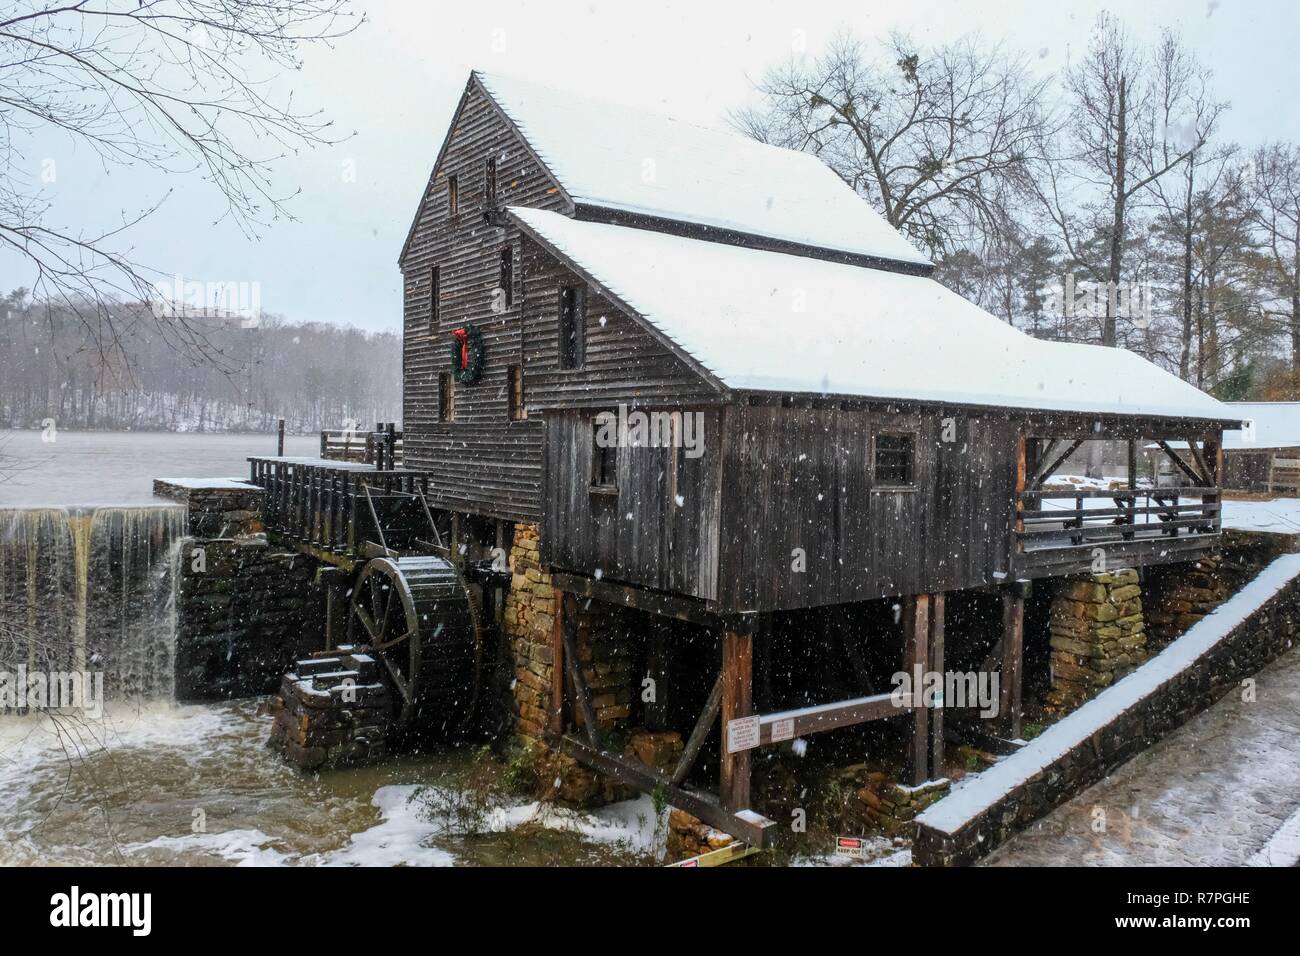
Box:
[485, 157, 497, 205]
[558, 286, 585, 370]
[447, 174, 458, 215]
[873, 433, 915, 487]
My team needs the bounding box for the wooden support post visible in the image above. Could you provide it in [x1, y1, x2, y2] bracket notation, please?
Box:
[277, 418, 286, 457]
[549, 592, 566, 735]
[903, 594, 931, 786]
[928, 592, 945, 781]
[1000, 587, 1025, 740]
[671, 671, 723, 786]
[1127, 438, 1138, 488]
[719, 629, 753, 812]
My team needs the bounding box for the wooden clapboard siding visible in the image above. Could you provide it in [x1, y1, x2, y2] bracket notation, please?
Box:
[519, 238, 721, 410]
[714, 405, 1018, 611]
[399, 78, 717, 522]
[540, 408, 724, 601]
[399, 80, 566, 521]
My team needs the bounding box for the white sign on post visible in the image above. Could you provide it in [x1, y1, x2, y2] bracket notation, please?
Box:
[769, 717, 795, 743]
[726, 715, 760, 754]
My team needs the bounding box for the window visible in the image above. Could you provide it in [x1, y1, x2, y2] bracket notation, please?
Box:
[429, 266, 440, 331]
[591, 418, 616, 490]
[447, 174, 458, 215]
[508, 364, 526, 421]
[499, 246, 513, 308]
[485, 157, 497, 205]
[438, 372, 455, 422]
[873, 433, 915, 487]
[558, 286, 585, 369]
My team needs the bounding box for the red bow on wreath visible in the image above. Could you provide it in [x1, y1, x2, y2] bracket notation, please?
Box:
[451, 327, 470, 370]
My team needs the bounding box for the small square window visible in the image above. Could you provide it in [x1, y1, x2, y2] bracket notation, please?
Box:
[438, 373, 455, 422]
[874, 433, 914, 486]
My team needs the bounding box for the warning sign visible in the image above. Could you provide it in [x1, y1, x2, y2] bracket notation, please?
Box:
[835, 836, 868, 859]
[769, 717, 795, 743]
[726, 715, 760, 753]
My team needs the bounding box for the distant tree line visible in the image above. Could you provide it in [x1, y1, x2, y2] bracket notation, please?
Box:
[737, 14, 1300, 400]
[0, 291, 399, 433]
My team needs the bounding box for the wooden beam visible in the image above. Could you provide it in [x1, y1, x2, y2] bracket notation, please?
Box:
[562, 606, 602, 749]
[1000, 589, 1024, 740]
[670, 672, 724, 786]
[719, 629, 753, 812]
[550, 571, 721, 627]
[929, 592, 945, 780]
[549, 593, 566, 735]
[757, 691, 901, 744]
[903, 594, 931, 786]
[1029, 439, 1083, 489]
[1155, 440, 1204, 486]
[548, 733, 777, 848]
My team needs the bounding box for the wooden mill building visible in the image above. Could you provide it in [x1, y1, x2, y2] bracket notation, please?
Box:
[253, 71, 1244, 846]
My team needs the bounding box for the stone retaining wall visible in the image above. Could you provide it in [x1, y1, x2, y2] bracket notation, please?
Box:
[175, 538, 323, 701]
[914, 554, 1300, 866]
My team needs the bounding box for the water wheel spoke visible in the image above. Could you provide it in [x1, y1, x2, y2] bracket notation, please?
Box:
[353, 602, 379, 641]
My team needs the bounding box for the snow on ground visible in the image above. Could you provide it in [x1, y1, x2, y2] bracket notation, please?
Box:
[986, 644, 1300, 866]
[1247, 806, 1300, 866]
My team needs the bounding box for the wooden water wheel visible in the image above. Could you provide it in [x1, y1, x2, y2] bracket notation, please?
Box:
[348, 554, 481, 734]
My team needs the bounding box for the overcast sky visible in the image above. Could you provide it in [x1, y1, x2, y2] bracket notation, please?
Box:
[6, 0, 1298, 333]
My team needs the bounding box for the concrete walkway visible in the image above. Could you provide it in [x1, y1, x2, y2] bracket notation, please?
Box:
[984, 644, 1300, 866]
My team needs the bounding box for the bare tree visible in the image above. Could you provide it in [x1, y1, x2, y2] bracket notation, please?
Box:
[1143, 31, 1231, 380]
[733, 30, 1048, 258]
[1248, 142, 1300, 389]
[1032, 15, 1205, 347]
[0, 0, 360, 373]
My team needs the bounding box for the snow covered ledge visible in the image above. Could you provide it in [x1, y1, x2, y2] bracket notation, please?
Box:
[914, 555, 1300, 866]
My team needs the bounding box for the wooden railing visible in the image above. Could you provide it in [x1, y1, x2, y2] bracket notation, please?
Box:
[1014, 487, 1220, 576]
[319, 424, 403, 470]
[247, 457, 434, 558]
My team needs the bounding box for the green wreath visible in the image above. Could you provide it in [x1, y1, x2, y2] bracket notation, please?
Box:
[450, 324, 485, 384]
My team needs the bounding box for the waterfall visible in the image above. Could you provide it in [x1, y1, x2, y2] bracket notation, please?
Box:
[0, 505, 187, 701]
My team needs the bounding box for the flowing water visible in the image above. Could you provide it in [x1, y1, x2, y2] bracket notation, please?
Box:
[0, 435, 657, 866]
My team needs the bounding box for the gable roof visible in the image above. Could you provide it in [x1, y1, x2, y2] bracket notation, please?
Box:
[475, 71, 930, 269]
[508, 206, 1239, 424]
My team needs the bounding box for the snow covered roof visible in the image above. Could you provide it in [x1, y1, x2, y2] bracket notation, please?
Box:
[1221, 402, 1300, 450]
[476, 71, 930, 268]
[509, 206, 1239, 422]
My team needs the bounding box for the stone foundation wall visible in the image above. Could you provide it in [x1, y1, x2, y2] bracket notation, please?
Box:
[915, 555, 1300, 866]
[1046, 569, 1146, 713]
[1144, 555, 1230, 651]
[504, 523, 637, 805]
[175, 539, 323, 701]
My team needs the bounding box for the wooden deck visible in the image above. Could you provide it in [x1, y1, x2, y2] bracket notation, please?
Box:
[1013, 487, 1220, 578]
[246, 455, 439, 564]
